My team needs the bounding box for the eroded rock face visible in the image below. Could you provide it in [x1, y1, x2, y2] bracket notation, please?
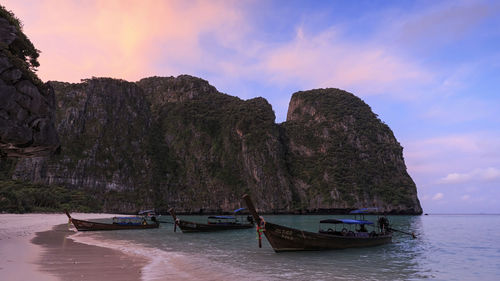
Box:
[137, 75, 218, 107]
[143, 76, 292, 212]
[12, 76, 422, 214]
[0, 17, 59, 157]
[13, 79, 154, 212]
[283, 89, 422, 214]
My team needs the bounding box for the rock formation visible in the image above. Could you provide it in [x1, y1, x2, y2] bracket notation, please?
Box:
[13, 79, 153, 211]
[0, 8, 59, 157]
[283, 89, 422, 214]
[13, 76, 422, 214]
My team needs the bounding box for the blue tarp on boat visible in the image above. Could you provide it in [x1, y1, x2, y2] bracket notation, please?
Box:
[319, 219, 374, 225]
[208, 216, 236, 219]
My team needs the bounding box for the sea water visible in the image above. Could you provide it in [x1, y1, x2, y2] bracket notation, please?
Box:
[71, 215, 500, 281]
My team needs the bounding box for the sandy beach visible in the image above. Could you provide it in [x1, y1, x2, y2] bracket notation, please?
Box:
[0, 213, 261, 281]
[0, 213, 145, 281]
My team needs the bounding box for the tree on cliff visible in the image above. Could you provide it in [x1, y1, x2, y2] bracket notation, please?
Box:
[0, 4, 40, 73]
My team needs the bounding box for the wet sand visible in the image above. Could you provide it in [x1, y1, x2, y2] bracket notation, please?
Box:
[0, 213, 143, 281]
[32, 224, 148, 281]
[1, 214, 262, 281]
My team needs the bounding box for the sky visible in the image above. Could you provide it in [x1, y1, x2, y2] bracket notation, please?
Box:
[3, 0, 500, 214]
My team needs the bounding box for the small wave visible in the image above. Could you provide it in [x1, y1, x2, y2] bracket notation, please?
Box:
[70, 232, 273, 281]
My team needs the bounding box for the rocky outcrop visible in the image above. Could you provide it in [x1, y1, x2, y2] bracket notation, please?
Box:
[13, 79, 153, 211]
[12, 76, 422, 214]
[139, 76, 292, 212]
[283, 89, 422, 214]
[138, 75, 218, 108]
[0, 13, 59, 157]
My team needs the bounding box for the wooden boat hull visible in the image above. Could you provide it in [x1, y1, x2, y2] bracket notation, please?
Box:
[69, 218, 159, 231]
[65, 211, 159, 231]
[262, 221, 392, 252]
[177, 219, 254, 233]
[242, 194, 392, 252]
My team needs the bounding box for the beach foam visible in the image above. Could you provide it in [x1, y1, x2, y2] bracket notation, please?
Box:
[70, 231, 274, 281]
[1, 213, 272, 281]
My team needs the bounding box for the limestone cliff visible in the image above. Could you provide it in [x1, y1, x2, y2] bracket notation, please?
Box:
[283, 89, 422, 214]
[13, 79, 154, 211]
[0, 7, 59, 157]
[138, 76, 292, 212]
[12, 76, 422, 214]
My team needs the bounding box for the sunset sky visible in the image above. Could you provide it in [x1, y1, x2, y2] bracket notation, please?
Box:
[4, 0, 500, 213]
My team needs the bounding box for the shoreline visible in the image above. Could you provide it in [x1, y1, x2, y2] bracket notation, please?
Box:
[0, 213, 263, 281]
[0, 213, 131, 281]
[33, 224, 148, 281]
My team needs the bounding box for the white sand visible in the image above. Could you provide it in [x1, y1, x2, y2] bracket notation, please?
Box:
[0, 213, 122, 281]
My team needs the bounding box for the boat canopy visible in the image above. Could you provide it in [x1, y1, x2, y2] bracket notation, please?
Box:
[114, 217, 143, 220]
[208, 216, 236, 219]
[138, 210, 155, 215]
[320, 219, 374, 225]
[349, 208, 378, 214]
[233, 208, 245, 213]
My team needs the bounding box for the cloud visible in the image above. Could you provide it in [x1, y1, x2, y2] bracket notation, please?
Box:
[257, 26, 430, 96]
[396, 1, 495, 47]
[421, 100, 494, 124]
[461, 194, 470, 201]
[7, 0, 494, 105]
[440, 173, 472, 184]
[404, 134, 500, 173]
[432, 193, 444, 200]
[4, 0, 246, 82]
[412, 135, 483, 154]
[439, 167, 500, 184]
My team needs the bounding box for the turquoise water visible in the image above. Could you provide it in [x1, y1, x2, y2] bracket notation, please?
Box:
[73, 215, 500, 280]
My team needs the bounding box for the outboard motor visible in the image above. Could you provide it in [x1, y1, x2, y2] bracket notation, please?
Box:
[247, 215, 254, 223]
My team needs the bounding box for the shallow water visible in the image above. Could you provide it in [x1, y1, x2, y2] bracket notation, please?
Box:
[71, 214, 500, 280]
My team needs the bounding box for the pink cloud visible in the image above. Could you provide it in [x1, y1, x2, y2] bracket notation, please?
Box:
[422, 100, 494, 124]
[432, 192, 444, 200]
[439, 167, 500, 184]
[404, 134, 500, 166]
[396, 1, 495, 46]
[403, 133, 500, 196]
[259, 27, 430, 96]
[3, 0, 246, 82]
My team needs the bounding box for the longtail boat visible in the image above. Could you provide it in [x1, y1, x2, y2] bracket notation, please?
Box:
[65, 211, 160, 231]
[169, 208, 254, 232]
[242, 194, 393, 252]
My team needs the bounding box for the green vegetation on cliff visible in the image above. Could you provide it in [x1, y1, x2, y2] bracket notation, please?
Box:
[0, 158, 96, 213]
[141, 76, 289, 211]
[10, 77, 421, 214]
[1, 6, 60, 158]
[0, 5, 41, 85]
[0, 180, 98, 213]
[284, 89, 420, 212]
